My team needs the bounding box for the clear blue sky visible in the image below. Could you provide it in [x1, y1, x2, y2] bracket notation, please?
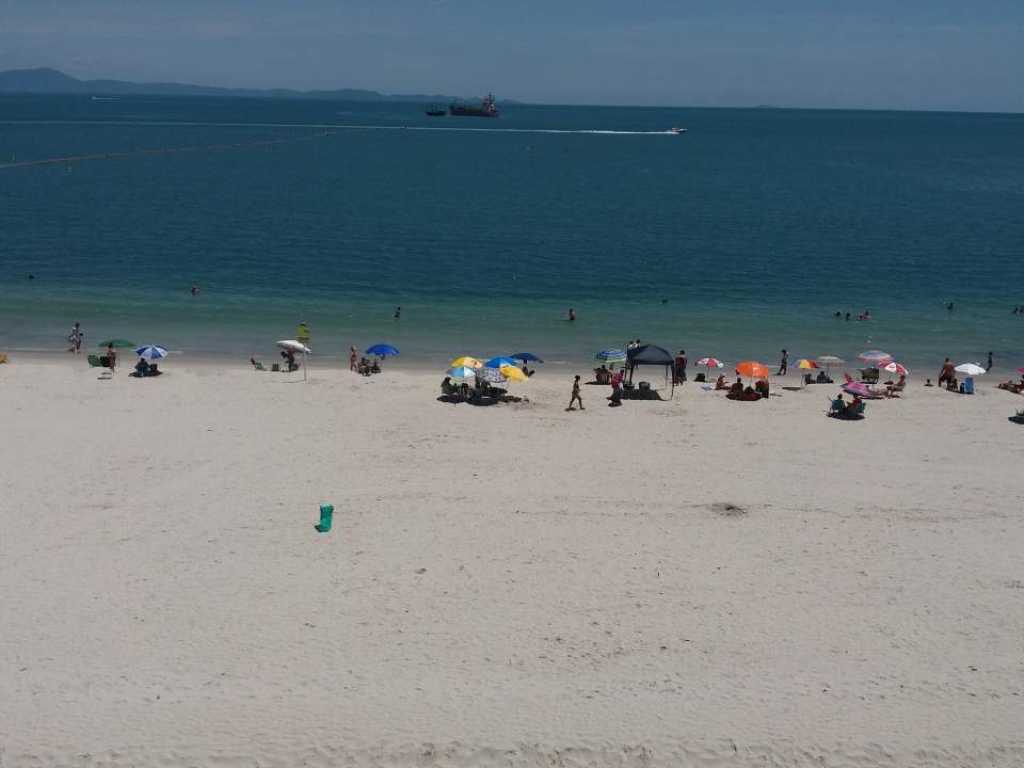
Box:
[2, 0, 1022, 111]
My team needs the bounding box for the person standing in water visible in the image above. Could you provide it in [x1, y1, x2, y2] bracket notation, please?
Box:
[987, 351, 994, 372]
[777, 349, 788, 376]
[394, 306, 401, 320]
[567, 375, 584, 411]
[568, 307, 576, 322]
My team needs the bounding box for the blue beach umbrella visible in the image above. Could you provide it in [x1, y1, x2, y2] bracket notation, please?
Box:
[366, 343, 399, 357]
[595, 348, 628, 364]
[484, 356, 519, 369]
[510, 352, 544, 363]
[135, 345, 167, 361]
[447, 365, 478, 379]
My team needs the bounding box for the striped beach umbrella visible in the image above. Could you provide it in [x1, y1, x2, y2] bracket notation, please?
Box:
[882, 361, 909, 376]
[134, 345, 167, 361]
[447, 365, 479, 379]
[797, 358, 818, 369]
[450, 356, 483, 369]
[696, 357, 723, 368]
[484, 356, 519, 369]
[595, 348, 627, 364]
[858, 350, 892, 365]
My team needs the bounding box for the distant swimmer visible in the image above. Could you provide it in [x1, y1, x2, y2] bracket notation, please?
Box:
[191, 284, 200, 296]
[568, 307, 576, 322]
[393, 306, 401, 320]
[857, 309, 871, 321]
[845, 312, 851, 321]
[947, 302, 955, 312]
[834, 311, 842, 318]
[27, 274, 35, 280]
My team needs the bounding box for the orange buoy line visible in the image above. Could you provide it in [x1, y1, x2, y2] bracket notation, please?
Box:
[0, 130, 335, 171]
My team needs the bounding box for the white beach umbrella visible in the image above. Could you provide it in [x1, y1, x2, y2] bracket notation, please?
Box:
[954, 362, 986, 377]
[277, 339, 311, 354]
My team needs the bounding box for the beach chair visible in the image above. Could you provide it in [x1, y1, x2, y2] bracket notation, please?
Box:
[860, 368, 880, 384]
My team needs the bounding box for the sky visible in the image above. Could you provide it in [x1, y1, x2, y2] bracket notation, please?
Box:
[1, 0, 1022, 111]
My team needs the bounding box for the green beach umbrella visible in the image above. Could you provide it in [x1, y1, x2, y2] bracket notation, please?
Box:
[97, 339, 136, 349]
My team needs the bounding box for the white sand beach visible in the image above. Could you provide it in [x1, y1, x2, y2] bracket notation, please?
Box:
[2, 357, 1023, 767]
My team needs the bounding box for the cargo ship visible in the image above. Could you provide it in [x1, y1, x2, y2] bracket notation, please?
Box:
[448, 93, 499, 118]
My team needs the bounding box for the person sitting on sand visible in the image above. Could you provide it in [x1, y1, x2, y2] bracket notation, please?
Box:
[134, 358, 150, 377]
[441, 376, 459, 397]
[714, 374, 728, 390]
[593, 364, 610, 384]
[815, 370, 832, 384]
[740, 386, 761, 401]
[754, 379, 769, 399]
[946, 376, 959, 392]
[726, 377, 744, 398]
[924, 378, 934, 387]
[830, 393, 845, 415]
[887, 373, 907, 392]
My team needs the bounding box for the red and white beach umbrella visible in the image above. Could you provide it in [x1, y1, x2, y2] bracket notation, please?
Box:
[882, 361, 909, 376]
[697, 357, 723, 368]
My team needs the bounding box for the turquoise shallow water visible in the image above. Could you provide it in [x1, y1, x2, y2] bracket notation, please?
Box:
[1, 95, 1022, 369]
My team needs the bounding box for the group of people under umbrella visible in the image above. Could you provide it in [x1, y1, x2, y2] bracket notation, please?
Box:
[88, 338, 167, 377]
[441, 353, 541, 402]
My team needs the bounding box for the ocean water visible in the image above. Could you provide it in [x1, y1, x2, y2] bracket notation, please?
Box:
[1, 95, 1022, 370]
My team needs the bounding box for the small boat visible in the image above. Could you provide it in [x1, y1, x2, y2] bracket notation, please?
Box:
[669, 127, 687, 134]
[425, 105, 446, 117]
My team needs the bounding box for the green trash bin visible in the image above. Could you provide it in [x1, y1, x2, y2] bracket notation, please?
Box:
[316, 504, 334, 533]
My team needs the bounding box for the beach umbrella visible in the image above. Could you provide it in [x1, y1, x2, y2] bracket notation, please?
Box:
[883, 361, 909, 376]
[134, 345, 167, 361]
[365, 343, 399, 357]
[817, 355, 844, 365]
[955, 362, 986, 376]
[476, 367, 507, 384]
[277, 339, 311, 354]
[596, 348, 627, 364]
[797, 359, 818, 369]
[735, 361, 770, 379]
[447, 365, 478, 379]
[97, 338, 135, 349]
[484, 356, 519, 369]
[696, 357, 723, 368]
[499, 364, 528, 382]
[842, 381, 873, 398]
[858, 350, 892, 365]
[510, 352, 544, 363]
[450, 356, 483, 369]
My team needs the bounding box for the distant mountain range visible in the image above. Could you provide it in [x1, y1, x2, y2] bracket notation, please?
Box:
[0, 67, 474, 103]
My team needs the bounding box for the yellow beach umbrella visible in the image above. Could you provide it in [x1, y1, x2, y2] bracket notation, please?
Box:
[499, 364, 528, 382]
[450, 356, 483, 369]
[797, 358, 819, 370]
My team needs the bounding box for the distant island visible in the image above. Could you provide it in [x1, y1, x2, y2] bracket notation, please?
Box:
[0, 67, 504, 104]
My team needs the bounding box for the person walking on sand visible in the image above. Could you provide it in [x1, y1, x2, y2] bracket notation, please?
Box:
[938, 357, 955, 387]
[67, 322, 83, 353]
[106, 343, 117, 373]
[777, 349, 788, 376]
[567, 375, 584, 410]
